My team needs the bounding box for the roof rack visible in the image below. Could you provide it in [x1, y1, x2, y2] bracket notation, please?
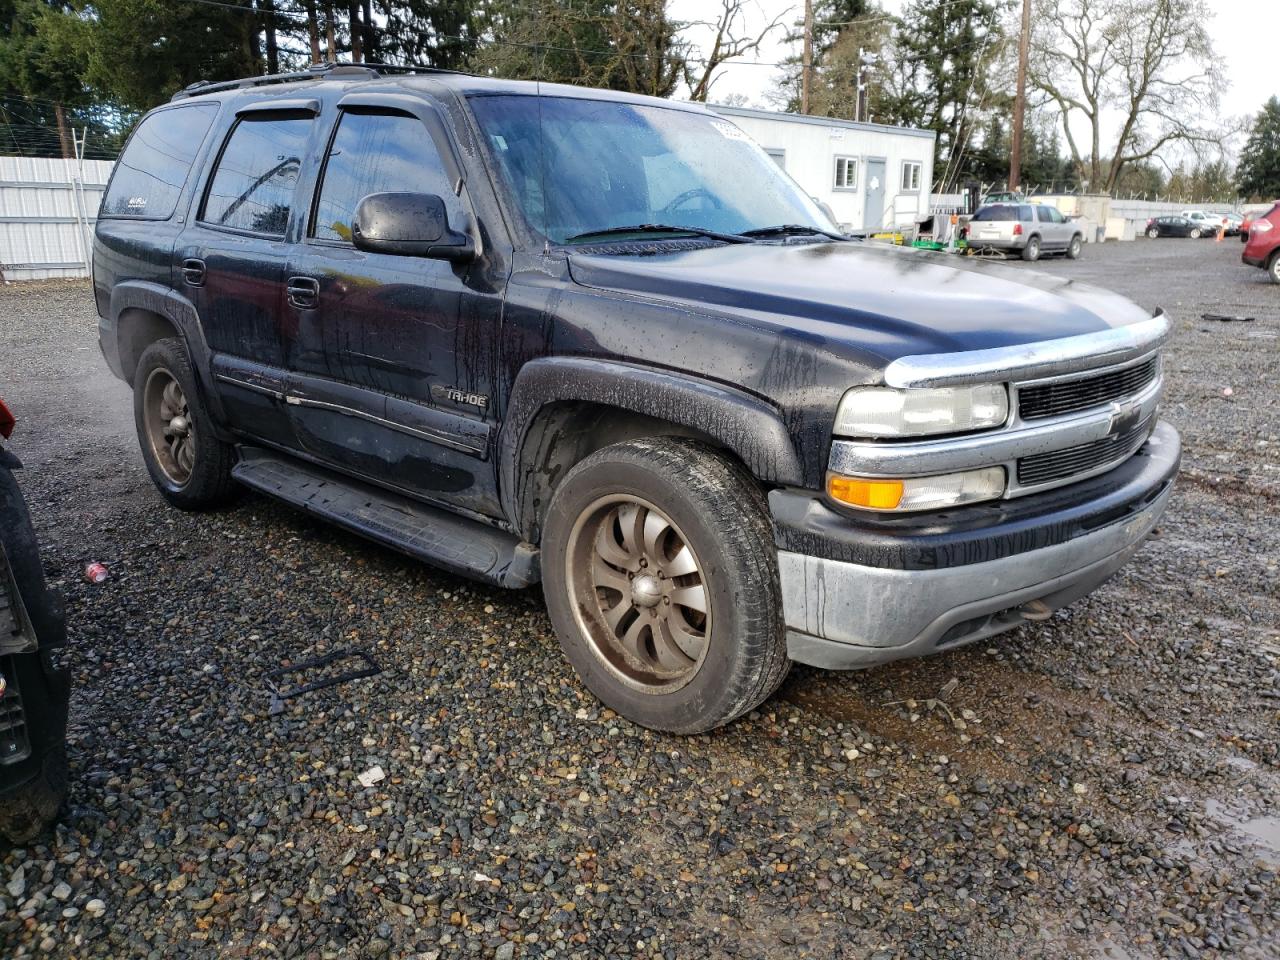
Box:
[170, 61, 462, 101]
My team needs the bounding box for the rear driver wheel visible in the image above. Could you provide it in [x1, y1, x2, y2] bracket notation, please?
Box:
[542, 438, 789, 733]
[133, 338, 237, 510]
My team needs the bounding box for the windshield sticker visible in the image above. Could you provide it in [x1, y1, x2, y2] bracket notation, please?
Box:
[712, 120, 748, 141]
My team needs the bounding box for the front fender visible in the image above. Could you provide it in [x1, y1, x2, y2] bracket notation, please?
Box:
[498, 356, 805, 534]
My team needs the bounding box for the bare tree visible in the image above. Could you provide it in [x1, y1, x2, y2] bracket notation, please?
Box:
[1029, 0, 1223, 194]
[684, 0, 788, 102]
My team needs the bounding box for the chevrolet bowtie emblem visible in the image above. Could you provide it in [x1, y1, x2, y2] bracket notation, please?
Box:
[1107, 400, 1141, 438]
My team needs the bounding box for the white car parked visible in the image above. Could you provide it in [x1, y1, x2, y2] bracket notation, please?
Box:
[1180, 210, 1225, 237]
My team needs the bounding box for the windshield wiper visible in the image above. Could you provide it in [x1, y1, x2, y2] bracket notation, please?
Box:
[563, 223, 752, 245]
[741, 223, 848, 241]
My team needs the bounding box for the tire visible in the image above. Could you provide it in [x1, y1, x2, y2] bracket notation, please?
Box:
[133, 338, 237, 510]
[541, 437, 789, 734]
[1189, 228, 1201, 239]
[1021, 235, 1041, 261]
[1066, 235, 1083, 259]
[1268, 251, 1280, 285]
[1147, 227, 1160, 239]
[0, 743, 67, 845]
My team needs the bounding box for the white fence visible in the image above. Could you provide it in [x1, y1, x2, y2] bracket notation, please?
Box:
[0, 156, 114, 281]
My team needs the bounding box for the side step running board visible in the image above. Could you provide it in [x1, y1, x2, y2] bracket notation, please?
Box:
[231, 447, 539, 588]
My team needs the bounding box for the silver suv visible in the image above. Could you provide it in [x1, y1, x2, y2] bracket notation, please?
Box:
[968, 203, 1085, 261]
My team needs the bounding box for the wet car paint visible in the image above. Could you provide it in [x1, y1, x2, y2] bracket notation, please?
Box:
[95, 73, 1164, 527]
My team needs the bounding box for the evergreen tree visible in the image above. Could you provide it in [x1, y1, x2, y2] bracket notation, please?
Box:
[877, 0, 1006, 187]
[1236, 97, 1280, 202]
[773, 0, 876, 115]
[377, 0, 486, 71]
[0, 0, 118, 157]
[470, 0, 684, 97]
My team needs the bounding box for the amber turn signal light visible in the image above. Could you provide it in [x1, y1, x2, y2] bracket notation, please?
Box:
[827, 476, 905, 510]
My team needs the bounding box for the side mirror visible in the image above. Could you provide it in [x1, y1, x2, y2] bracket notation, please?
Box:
[352, 192, 475, 261]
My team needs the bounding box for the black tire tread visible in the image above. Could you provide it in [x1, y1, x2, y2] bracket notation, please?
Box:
[0, 744, 67, 845]
[546, 437, 789, 734]
[133, 338, 237, 510]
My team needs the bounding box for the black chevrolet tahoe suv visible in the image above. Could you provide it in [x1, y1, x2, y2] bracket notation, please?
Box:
[93, 63, 1179, 733]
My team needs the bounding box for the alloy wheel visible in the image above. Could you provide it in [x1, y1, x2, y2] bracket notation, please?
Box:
[142, 368, 196, 486]
[565, 494, 711, 693]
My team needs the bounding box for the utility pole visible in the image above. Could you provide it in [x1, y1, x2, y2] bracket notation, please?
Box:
[802, 0, 813, 115]
[1009, 0, 1032, 191]
[855, 46, 862, 122]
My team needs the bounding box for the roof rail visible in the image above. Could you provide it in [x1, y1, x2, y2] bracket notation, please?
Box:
[170, 61, 462, 102]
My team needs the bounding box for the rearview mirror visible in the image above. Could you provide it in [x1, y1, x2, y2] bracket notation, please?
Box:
[352, 192, 474, 261]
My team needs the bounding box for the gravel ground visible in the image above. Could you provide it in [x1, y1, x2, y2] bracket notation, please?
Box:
[1, 237, 1277, 959]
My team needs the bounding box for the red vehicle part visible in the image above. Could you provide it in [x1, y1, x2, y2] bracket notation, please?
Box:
[1241, 204, 1280, 283]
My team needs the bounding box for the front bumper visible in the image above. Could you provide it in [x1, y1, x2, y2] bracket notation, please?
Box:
[774, 421, 1179, 669]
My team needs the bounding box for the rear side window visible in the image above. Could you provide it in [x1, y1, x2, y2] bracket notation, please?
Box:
[100, 104, 218, 220]
[973, 204, 1017, 222]
[201, 115, 312, 236]
[311, 111, 453, 243]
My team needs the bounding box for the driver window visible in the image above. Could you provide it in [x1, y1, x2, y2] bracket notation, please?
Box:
[312, 110, 454, 243]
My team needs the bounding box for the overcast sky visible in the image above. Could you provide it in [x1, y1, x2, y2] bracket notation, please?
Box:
[673, 0, 1277, 158]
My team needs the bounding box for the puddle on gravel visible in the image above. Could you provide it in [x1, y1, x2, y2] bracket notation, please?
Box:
[1206, 798, 1280, 866]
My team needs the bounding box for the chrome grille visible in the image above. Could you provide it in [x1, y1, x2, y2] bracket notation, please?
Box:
[1018, 356, 1159, 421]
[1017, 415, 1154, 487]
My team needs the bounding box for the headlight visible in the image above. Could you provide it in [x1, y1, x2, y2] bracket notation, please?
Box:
[834, 384, 1008, 438]
[827, 466, 1006, 512]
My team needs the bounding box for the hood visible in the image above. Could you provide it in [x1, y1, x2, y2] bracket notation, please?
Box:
[567, 240, 1156, 364]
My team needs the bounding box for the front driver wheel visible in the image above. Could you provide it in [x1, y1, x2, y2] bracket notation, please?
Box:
[542, 438, 789, 733]
[133, 338, 237, 510]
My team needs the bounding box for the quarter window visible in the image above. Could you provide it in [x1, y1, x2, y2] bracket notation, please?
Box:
[200, 115, 312, 237]
[901, 161, 922, 192]
[100, 104, 218, 220]
[834, 156, 858, 190]
[312, 111, 452, 243]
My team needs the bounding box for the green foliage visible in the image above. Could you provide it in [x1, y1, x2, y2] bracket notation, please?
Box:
[84, 0, 263, 112]
[377, 0, 486, 71]
[772, 0, 875, 114]
[468, 0, 685, 97]
[877, 0, 1006, 186]
[1236, 97, 1280, 202]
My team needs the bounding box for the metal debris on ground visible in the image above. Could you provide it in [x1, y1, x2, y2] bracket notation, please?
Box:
[264, 649, 381, 715]
[1201, 313, 1255, 322]
[357, 765, 386, 787]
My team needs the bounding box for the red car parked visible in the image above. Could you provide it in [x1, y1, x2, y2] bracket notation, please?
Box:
[1241, 203, 1280, 283]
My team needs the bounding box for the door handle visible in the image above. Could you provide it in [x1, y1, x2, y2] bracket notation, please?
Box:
[287, 276, 319, 309]
[182, 258, 206, 286]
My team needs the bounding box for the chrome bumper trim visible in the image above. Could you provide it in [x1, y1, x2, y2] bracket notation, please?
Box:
[882, 311, 1171, 389]
[829, 376, 1163, 497]
[779, 468, 1174, 669]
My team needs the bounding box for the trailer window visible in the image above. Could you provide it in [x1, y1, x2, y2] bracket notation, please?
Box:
[900, 161, 922, 191]
[834, 156, 858, 190]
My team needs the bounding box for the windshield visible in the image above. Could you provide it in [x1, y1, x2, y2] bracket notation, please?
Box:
[468, 95, 838, 245]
